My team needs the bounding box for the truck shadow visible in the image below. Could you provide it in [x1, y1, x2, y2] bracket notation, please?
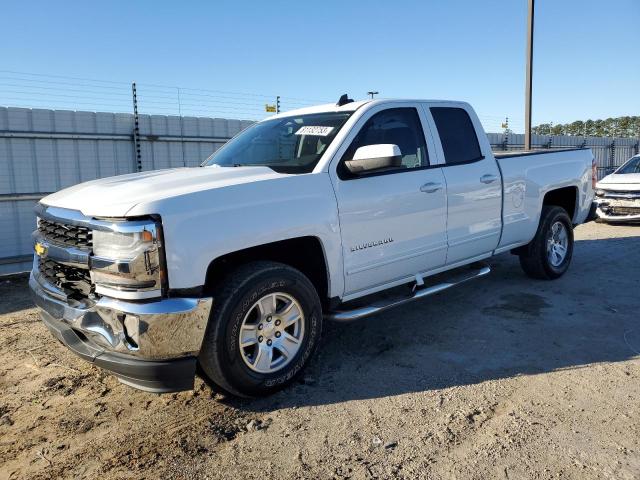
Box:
[233, 231, 640, 411]
[0, 273, 34, 316]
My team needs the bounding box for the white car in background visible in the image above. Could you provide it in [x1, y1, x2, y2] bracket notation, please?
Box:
[595, 155, 640, 223]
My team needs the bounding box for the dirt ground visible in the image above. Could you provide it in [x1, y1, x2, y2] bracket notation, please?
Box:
[1, 221, 639, 480]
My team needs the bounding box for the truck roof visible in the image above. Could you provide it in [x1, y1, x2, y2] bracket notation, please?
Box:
[268, 98, 468, 120]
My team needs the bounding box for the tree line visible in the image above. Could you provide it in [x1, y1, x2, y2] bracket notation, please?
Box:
[532, 116, 640, 138]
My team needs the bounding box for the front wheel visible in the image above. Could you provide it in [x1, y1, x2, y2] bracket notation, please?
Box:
[519, 206, 574, 280]
[199, 261, 322, 397]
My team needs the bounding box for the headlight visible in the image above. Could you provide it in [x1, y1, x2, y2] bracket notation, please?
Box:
[90, 220, 166, 300]
[595, 189, 605, 197]
[93, 229, 154, 260]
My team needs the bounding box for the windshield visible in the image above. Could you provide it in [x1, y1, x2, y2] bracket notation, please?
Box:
[202, 112, 352, 174]
[615, 156, 640, 174]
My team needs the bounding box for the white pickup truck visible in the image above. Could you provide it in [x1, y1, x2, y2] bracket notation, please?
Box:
[30, 97, 596, 397]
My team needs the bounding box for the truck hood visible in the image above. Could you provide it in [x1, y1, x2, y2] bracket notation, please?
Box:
[41, 166, 285, 217]
[597, 173, 640, 191]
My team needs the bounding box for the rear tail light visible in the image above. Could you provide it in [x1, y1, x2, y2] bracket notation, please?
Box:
[592, 159, 597, 189]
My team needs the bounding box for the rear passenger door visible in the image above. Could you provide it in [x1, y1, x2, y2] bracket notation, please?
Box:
[427, 105, 502, 265]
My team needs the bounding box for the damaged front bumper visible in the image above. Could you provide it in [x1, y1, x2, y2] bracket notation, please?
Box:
[30, 270, 212, 392]
[594, 197, 640, 223]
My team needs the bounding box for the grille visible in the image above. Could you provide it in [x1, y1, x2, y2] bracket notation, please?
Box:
[604, 206, 640, 216]
[38, 218, 92, 249]
[38, 258, 93, 299]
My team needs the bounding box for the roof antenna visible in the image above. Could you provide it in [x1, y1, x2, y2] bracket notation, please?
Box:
[336, 94, 354, 107]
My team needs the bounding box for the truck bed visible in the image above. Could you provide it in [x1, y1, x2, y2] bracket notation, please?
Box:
[493, 147, 589, 159]
[494, 146, 594, 253]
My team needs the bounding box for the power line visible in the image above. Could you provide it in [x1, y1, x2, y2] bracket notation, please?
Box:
[0, 69, 328, 116]
[0, 75, 132, 91]
[0, 69, 130, 86]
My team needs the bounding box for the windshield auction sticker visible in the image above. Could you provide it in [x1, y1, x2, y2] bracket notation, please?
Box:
[295, 126, 334, 136]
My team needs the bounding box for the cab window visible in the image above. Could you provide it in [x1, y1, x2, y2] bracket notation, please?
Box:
[339, 108, 429, 177]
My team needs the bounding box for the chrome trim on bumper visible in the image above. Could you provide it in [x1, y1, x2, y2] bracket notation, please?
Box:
[94, 284, 163, 300]
[30, 270, 212, 360]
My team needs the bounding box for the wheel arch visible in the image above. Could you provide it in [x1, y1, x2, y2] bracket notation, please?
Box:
[203, 236, 331, 307]
[542, 185, 578, 222]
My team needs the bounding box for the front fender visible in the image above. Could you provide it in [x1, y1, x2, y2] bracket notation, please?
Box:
[127, 173, 344, 298]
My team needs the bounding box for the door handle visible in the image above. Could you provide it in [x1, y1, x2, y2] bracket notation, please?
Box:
[420, 182, 443, 193]
[480, 174, 498, 184]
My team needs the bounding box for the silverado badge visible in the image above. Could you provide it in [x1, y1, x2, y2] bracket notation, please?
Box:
[350, 237, 394, 252]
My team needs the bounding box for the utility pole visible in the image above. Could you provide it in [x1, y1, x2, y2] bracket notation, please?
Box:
[524, 0, 535, 150]
[367, 91, 379, 99]
[131, 82, 142, 172]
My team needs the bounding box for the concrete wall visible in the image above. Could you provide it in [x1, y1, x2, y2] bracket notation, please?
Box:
[0, 107, 253, 274]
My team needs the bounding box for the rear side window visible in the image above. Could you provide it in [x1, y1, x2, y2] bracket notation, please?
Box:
[430, 107, 482, 165]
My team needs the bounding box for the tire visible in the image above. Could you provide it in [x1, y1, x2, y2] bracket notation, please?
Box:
[199, 261, 322, 397]
[518, 206, 574, 280]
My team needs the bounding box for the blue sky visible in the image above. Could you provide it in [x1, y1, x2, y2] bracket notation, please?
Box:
[1, 0, 638, 132]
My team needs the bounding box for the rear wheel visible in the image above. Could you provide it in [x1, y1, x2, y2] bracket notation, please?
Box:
[518, 206, 574, 280]
[199, 261, 322, 397]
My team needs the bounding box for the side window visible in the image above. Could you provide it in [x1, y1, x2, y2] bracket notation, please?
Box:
[340, 108, 429, 176]
[430, 107, 483, 165]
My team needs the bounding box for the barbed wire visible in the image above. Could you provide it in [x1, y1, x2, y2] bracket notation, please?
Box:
[0, 70, 539, 132]
[0, 70, 329, 120]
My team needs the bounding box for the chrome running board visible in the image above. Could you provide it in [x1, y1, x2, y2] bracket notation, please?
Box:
[326, 263, 491, 322]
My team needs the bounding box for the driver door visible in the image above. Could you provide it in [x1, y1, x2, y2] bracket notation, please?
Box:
[330, 106, 448, 297]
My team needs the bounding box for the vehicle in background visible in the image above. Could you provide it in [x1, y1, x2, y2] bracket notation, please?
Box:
[595, 155, 640, 223]
[30, 96, 596, 397]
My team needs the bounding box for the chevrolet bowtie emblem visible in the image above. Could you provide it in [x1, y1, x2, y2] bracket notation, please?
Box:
[34, 242, 47, 257]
